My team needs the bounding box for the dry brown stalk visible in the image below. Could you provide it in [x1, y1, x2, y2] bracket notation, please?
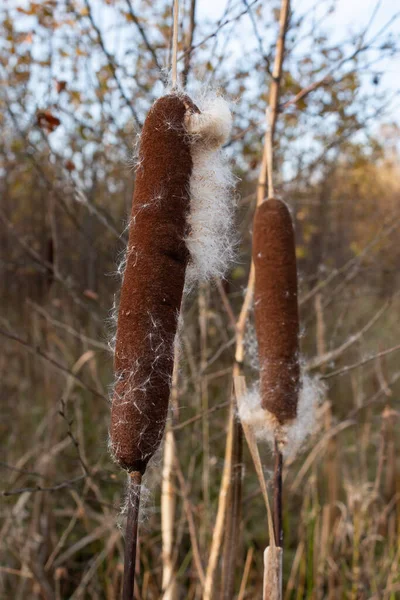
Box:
[199, 283, 211, 529]
[174, 442, 206, 587]
[220, 415, 243, 599]
[202, 394, 235, 600]
[161, 358, 180, 600]
[234, 376, 284, 600]
[161, 427, 177, 600]
[290, 420, 356, 493]
[233, 377, 275, 532]
[237, 546, 254, 600]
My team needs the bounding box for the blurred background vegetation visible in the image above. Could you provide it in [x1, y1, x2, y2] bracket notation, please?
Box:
[1, 0, 399, 598]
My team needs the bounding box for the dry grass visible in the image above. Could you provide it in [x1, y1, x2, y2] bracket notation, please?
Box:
[1, 263, 399, 598]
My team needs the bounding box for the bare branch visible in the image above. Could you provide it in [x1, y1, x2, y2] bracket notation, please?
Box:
[125, 0, 162, 71]
[321, 344, 400, 380]
[0, 326, 107, 401]
[182, 0, 197, 87]
[178, 0, 259, 62]
[306, 300, 390, 371]
[83, 0, 142, 128]
[2, 475, 86, 497]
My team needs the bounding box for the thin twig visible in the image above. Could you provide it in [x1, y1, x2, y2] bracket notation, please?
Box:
[237, 546, 254, 600]
[174, 442, 206, 586]
[172, 400, 230, 431]
[0, 327, 106, 401]
[171, 0, 180, 88]
[321, 344, 400, 380]
[59, 398, 91, 476]
[83, 0, 141, 127]
[306, 300, 390, 371]
[202, 392, 235, 600]
[177, 0, 259, 63]
[182, 0, 197, 86]
[265, 0, 290, 199]
[2, 475, 87, 496]
[125, 0, 162, 70]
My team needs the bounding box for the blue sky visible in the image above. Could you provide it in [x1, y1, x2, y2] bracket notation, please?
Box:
[199, 0, 399, 35]
[194, 0, 400, 127]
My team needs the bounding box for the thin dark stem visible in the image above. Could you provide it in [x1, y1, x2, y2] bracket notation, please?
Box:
[273, 439, 283, 547]
[123, 471, 142, 600]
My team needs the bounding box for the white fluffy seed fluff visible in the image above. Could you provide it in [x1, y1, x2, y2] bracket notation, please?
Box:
[237, 371, 325, 458]
[118, 473, 152, 529]
[184, 92, 237, 286]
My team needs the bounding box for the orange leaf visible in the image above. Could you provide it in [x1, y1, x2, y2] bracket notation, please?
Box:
[65, 159, 75, 172]
[37, 110, 61, 132]
[56, 80, 67, 93]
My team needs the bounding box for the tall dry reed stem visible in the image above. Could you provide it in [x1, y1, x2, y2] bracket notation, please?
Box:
[161, 428, 177, 600]
[203, 395, 235, 600]
[161, 358, 180, 600]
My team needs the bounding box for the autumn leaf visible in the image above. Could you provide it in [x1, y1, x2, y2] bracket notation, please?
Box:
[37, 110, 61, 132]
[55, 80, 67, 93]
[65, 160, 75, 172]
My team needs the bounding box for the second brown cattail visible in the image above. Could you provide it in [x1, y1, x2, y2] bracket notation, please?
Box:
[253, 198, 300, 426]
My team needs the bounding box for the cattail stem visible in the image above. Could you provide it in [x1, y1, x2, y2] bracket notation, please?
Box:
[123, 471, 142, 600]
[273, 439, 283, 548]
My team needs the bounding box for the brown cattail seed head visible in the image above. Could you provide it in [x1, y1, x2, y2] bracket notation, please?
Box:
[110, 94, 198, 474]
[253, 199, 300, 425]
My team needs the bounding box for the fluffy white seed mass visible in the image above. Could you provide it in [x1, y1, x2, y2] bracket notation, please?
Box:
[237, 371, 325, 458]
[184, 93, 236, 286]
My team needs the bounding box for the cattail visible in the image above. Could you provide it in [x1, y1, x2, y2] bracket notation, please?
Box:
[110, 91, 234, 473]
[252, 198, 300, 430]
[109, 90, 234, 599]
[110, 94, 198, 474]
[238, 199, 324, 580]
[238, 199, 323, 455]
[240, 197, 301, 599]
